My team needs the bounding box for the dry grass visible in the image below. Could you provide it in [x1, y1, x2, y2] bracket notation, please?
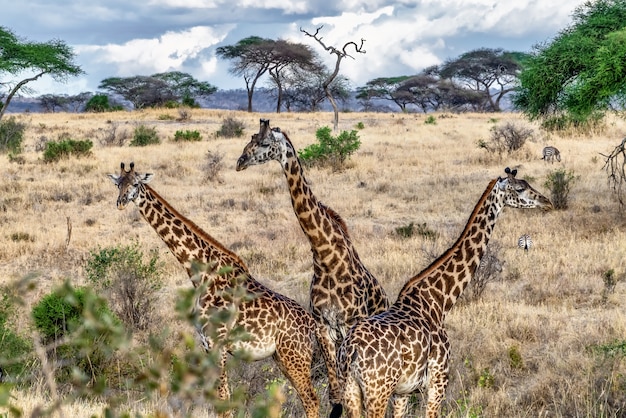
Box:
[1, 109, 625, 417]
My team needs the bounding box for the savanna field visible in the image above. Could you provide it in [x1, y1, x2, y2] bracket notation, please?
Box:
[0, 109, 625, 417]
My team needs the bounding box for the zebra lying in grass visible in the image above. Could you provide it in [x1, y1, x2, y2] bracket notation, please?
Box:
[518, 234, 533, 251]
[542, 146, 561, 163]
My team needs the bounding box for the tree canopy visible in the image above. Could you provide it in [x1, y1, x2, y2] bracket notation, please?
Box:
[98, 72, 216, 109]
[216, 36, 275, 112]
[0, 26, 83, 121]
[513, 0, 626, 128]
[439, 48, 528, 112]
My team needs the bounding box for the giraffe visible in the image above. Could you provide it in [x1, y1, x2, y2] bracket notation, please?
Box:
[107, 162, 319, 418]
[236, 120, 389, 416]
[336, 167, 553, 418]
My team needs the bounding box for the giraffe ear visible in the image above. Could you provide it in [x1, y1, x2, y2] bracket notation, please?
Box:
[107, 174, 120, 185]
[141, 173, 154, 183]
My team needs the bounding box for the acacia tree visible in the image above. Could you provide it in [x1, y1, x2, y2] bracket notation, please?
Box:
[216, 36, 274, 112]
[280, 64, 350, 112]
[356, 76, 416, 112]
[152, 71, 217, 107]
[514, 0, 626, 129]
[266, 40, 316, 113]
[98, 72, 215, 109]
[439, 48, 527, 112]
[601, 137, 626, 210]
[0, 26, 83, 121]
[301, 26, 365, 131]
[98, 76, 174, 109]
[39, 92, 92, 113]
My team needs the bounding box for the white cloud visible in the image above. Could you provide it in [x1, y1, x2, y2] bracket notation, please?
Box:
[78, 26, 228, 74]
[147, 0, 309, 14]
[5, 0, 586, 94]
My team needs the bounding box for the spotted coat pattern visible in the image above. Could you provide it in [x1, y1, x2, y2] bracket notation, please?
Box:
[108, 163, 319, 418]
[336, 168, 553, 418]
[236, 120, 389, 414]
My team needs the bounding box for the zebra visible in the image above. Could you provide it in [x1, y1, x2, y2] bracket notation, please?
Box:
[542, 146, 561, 163]
[518, 234, 533, 251]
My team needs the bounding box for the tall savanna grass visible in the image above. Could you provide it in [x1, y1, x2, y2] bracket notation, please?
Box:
[0, 109, 624, 417]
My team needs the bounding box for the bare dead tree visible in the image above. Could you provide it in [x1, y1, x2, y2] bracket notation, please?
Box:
[601, 137, 626, 210]
[301, 26, 365, 131]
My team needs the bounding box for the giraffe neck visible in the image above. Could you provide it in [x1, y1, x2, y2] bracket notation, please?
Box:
[279, 137, 353, 258]
[136, 184, 248, 281]
[396, 178, 503, 321]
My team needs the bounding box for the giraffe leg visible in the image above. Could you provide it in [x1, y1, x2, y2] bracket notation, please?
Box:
[363, 390, 393, 418]
[273, 342, 319, 418]
[342, 373, 363, 418]
[315, 324, 342, 416]
[216, 347, 234, 418]
[390, 394, 410, 418]
[425, 331, 450, 418]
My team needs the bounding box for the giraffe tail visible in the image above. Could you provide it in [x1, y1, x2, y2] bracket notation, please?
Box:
[329, 404, 343, 418]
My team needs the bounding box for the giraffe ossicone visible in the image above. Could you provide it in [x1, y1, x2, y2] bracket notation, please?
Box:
[236, 120, 389, 416]
[108, 162, 319, 418]
[336, 167, 552, 418]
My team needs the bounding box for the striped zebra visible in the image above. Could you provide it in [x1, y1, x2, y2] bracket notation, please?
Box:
[518, 234, 533, 251]
[542, 146, 561, 163]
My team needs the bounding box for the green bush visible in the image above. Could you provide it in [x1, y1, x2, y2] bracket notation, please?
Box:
[85, 94, 123, 112]
[130, 125, 160, 146]
[32, 286, 88, 342]
[31, 282, 124, 385]
[298, 126, 361, 168]
[86, 242, 163, 331]
[1, 273, 285, 417]
[216, 117, 245, 138]
[544, 168, 578, 210]
[424, 115, 437, 125]
[43, 138, 93, 162]
[0, 293, 32, 378]
[0, 117, 26, 155]
[173, 129, 202, 142]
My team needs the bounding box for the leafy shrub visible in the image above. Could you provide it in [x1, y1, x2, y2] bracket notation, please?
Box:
[424, 115, 437, 125]
[32, 286, 88, 343]
[395, 222, 415, 238]
[0, 293, 32, 378]
[396, 222, 438, 240]
[85, 94, 123, 112]
[0, 117, 26, 155]
[173, 129, 202, 142]
[216, 117, 245, 138]
[130, 125, 160, 146]
[31, 282, 124, 386]
[86, 242, 163, 332]
[298, 126, 361, 168]
[43, 138, 93, 162]
[355, 121, 365, 130]
[482, 122, 534, 154]
[2, 273, 284, 417]
[544, 168, 578, 210]
[204, 150, 224, 183]
[10, 232, 33, 242]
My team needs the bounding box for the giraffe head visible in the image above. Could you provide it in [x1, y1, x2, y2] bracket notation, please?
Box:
[107, 162, 154, 209]
[236, 119, 287, 171]
[497, 167, 553, 210]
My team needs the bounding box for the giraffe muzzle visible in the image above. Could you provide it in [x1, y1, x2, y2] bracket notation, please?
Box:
[235, 155, 249, 171]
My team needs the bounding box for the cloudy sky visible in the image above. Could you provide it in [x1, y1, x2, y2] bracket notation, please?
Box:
[3, 0, 584, 96]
